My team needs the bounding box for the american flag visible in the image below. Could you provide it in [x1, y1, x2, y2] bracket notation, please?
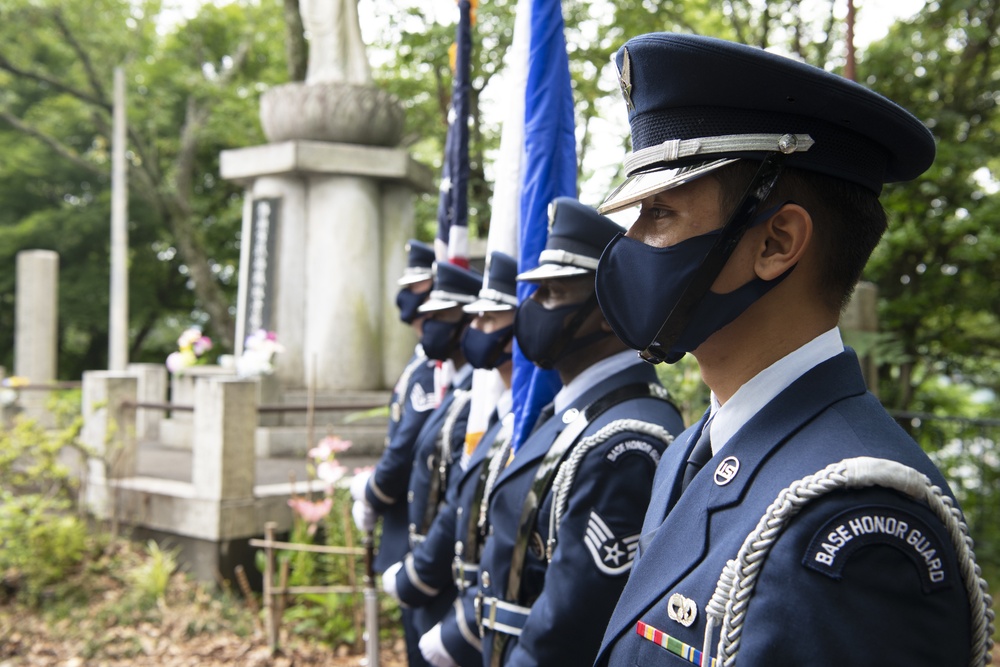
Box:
[434, 0, 473, 269]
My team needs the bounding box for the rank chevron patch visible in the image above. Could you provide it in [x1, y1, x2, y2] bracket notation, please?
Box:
[409, 383, 437, 413]
[584, 511, 639, 576]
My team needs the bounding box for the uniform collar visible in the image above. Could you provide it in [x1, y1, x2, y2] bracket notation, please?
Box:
[553, 349, 642, 414]
[708, 327, 844, 455]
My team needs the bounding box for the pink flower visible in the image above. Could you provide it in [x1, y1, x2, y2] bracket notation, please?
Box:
[353, 465, 375, 475]
[317, 461, 347, 486]
[193, 336, 213, 356]
[288, 497, 333, 535]
[308, 435, 353, 461]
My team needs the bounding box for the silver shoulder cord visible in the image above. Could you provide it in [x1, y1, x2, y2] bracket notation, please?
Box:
[479, 430, 514, 535]
[546, 419, 674, 561]
[699, 456, 995, 667]
[440, 389, 473, 465]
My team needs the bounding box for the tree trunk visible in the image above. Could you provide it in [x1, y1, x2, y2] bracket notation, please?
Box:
[283, 0, 307, 82]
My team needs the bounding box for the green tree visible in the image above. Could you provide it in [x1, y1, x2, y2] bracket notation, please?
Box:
[861, 0, 1000, 414]
[0, 0, 288, 375]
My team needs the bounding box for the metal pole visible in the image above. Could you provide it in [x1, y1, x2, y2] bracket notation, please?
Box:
[364, 531, 380, 667]
[264, 521, 278, 653]
[109, 66, 129, 370]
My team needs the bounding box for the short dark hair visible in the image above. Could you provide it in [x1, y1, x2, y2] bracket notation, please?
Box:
[712, 160, 888, 311]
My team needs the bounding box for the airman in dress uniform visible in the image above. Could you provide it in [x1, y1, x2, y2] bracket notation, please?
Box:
[351, 239, 440, 667]
[592, 33, 992, 667]
[383, 251, 520, 667]
[381, 260, 485, 651]
[475, 198, 686, 667]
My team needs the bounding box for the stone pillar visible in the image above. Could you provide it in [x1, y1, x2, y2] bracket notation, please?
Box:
[15, 250, 59, 426]
[160, 365, 235, 448]
[380, 184, 420, 388]
[16, 250, 59, 384]
[191, 377, 257, 501]
[234, 177, 308, 387]
[128, 363, 168, 441]
[305, 175, 382, 389]
[81, 371, 138, 517]
[220, 141, 433, 393]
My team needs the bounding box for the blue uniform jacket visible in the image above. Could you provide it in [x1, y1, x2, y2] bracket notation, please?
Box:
[396, 410, 511, 666]
[478, 361, 685, 667]
[596, 350, 973, 667]
[366, 348, 437, 572]
[398, 365, 474, 634]
[437, 413, 511, 666]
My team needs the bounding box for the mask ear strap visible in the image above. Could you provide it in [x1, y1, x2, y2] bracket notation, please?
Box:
[642, 154, 787, 363]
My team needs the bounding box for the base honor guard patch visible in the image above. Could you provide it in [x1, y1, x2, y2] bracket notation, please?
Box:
[803, 505, 951, 593]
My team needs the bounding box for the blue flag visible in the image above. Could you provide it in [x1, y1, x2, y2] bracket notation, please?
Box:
[510, 0, 577, 452]
[435, 0, 473, 268]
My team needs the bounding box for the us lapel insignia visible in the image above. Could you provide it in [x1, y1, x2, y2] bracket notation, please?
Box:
[617, 47, 634, 112]
[666, 593, 698, 627]
[714, 456, 740, 486]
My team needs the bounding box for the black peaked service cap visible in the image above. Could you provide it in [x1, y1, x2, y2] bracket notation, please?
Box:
[600, 32, 936, 213]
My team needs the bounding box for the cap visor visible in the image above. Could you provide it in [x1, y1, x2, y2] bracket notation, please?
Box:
[598, 159, 738, 215]
[516, 264, 591, 282]
[463, 298, 515, 314]
[397, 271, 433, 287]
[418, 298, 460, 313]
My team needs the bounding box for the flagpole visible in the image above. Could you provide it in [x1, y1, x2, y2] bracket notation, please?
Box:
[109, 65, 129, 371]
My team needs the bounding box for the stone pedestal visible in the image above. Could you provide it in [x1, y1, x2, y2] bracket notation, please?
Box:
[221, 140, 433, 393]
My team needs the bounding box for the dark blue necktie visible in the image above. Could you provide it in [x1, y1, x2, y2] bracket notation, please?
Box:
[680, 422, 714, 492]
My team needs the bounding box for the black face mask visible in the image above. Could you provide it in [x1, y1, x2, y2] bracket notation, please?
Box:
[595, 156, 791, 364]
[513, 292, 610, 370]
[460, 324, 514, 370]
[396, 287, 430, 324]
[420, 317, 468, 361]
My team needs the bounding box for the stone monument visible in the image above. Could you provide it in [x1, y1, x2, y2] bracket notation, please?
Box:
[221, 0, 433, 397]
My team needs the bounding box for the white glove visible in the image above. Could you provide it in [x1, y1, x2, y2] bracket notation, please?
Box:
[350, 469, 372, 501]
[419, 623, 459, 667]
[382, 560, 402, 600]
[352, 498, 377, 532]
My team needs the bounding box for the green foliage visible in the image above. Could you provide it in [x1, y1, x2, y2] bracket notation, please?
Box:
[0, 0, 289, 373]
[0, 416, 91, 605]
[0, 491, 89, 606]
[859, 1, 1000, 415]
[655, 354, 710, 427]
[127, 539, 180, 609]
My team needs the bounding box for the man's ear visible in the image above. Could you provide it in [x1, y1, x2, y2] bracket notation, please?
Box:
[755, 203, 812, 280]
